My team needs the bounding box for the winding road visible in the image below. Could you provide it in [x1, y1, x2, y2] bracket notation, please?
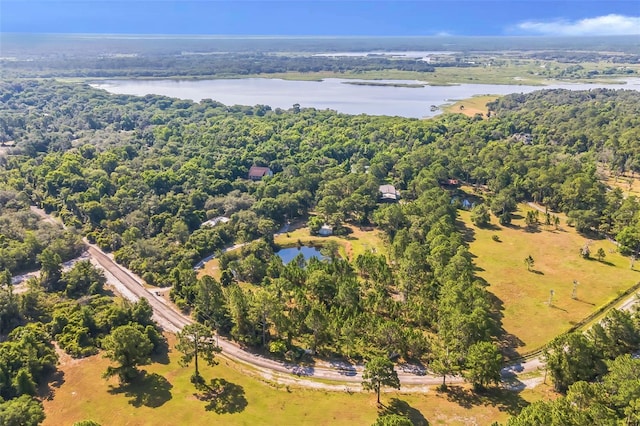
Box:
[31, 206, 635, 391]
[87, 233, 550, 389]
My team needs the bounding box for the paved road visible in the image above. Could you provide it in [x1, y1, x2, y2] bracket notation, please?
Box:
[88, 240, 469, 385]
[27, 205, 542, 387]
[32, 205, 639, 390]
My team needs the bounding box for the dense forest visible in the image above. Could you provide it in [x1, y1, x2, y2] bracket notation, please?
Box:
[0, 192, 163, 424]
[1, 79, 640, 422]
[0, 53, 442, 79]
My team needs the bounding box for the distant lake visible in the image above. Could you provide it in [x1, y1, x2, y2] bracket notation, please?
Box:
[276, 246, 324, 265]
[93, 77, 640, 118]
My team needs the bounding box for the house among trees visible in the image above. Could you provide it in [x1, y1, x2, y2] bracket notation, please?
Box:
[439, 178, 460, 188]
[379, 184, 399, 202]
[513, 132, 533, 145]
[319, 224, 333, 236]
[248, 166, 273, 181]
[200, 216, 230, 228]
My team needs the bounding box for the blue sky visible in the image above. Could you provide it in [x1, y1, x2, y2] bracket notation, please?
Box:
[1, 1, 639, 36]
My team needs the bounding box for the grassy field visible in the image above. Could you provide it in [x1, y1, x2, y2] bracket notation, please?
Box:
[41, 333, 555, 426]
[603, 171, 640, 198]
[273, 225, 386, 260]
[442, 95, 500, 118]
[198, 224, 386, 280]
[198, 258, 222, 281]
[246, 60, 640, 86]
[458, 202, 639, 355]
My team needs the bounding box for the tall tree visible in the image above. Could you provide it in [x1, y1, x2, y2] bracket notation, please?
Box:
[175, 323, 221, 384]
[37, 248, 62, 291]
[362, 356, 400, 405]
[0, 285, 20, 335]
[102, 324, 153, 383]
[464, 341, 503, 389]
[0, 395, 45, 426]
[544, 332, 605, 392]
[524, 255, 534, 272]
[194, 275, 230, 335]
[62, 260, 105, 297]
[470, 204, 490, 227]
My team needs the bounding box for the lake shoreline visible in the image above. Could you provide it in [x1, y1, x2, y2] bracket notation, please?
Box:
[92, 77, 640, 119]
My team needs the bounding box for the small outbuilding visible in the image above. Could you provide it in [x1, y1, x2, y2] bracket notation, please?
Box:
[319, 224, 333, 237]
[248, 166, 273, 181]
[379, 184, 399, 202]
[439, 178, 460, 188]
[201, 216, 230, 228]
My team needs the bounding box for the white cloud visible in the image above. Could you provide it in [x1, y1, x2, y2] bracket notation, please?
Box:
[516, 14, 640, 36]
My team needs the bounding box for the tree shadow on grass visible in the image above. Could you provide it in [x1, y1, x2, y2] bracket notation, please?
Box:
[38, 370, 65, 401]
[455, 219, 476, 243]
[379, 398, 429, 426]
[478, 223, 502, 232]
[150, 338, 170, 365]
[584, 257, 616, 267]
[109, 371, 173, 408]
[572, 298, 595, 306]
[195, 378, 248, 414]
[485, 288, 526, 360]
[524, 225, 542, 234]
[442, 385, 529, 416]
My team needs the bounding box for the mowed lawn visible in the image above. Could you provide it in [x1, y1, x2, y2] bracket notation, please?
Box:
[199, 224, 386, 280]
[273, 225, 387, 260]
[40, 334, 543, 426]
[443, 95, 499, 118]
[459, 205, 639, 354]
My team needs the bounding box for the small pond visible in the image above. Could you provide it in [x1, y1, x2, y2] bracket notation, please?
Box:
[276, 246, 324, 265]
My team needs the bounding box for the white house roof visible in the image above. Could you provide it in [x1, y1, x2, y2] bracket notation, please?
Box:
[201, 216, 230, 228]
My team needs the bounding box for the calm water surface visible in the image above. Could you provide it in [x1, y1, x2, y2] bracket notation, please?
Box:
[93, 77, 640, 118]
[276, 246, 324, 265]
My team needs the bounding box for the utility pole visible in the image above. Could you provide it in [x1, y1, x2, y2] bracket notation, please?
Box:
[572, 280, 579, 300]
[548, 289, 555, 307]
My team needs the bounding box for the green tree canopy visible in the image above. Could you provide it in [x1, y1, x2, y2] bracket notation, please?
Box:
[362, 356, 400, 405]
[102, 324, 153, 383]
[0, 395, 45, 426]
[464, 341, 503, 389]
[175, 323, 221, 384]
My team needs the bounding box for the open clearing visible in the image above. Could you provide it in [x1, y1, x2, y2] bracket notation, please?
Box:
[443, 95, 499, 118]
[602, 171, 640, 198]
[273, 225, 386, 260]
[41, 334, 554, 426]
[458, 203, 639, 355]
[247, 59, 640, 86]
[199, 224, 386, 279]
[199, 206, 638, 356]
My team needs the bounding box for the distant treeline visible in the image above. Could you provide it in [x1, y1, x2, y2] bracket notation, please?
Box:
[1, 53, 441, 78]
